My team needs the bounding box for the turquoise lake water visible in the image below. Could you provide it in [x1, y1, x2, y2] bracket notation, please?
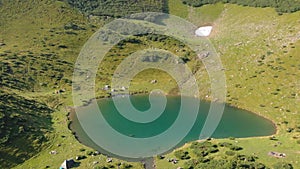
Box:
[70, 95, 276, 160]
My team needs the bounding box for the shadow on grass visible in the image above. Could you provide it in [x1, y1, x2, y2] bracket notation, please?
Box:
[0, 90, 54, 168]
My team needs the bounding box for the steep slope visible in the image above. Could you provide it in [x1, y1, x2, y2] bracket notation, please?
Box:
[66, 0, 168, 17]
[0, 90, 53, 168]
[0, 0, 96, 167]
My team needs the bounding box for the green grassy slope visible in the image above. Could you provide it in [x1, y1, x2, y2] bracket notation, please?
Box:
[66, 0, 168, 17]
[182, 0, 300, 14]
[0, 0, 143, 168]
[0, 0, 92, 167]
[0, 90, 53, 168]
[156, 2, 300, 169]
[210, 4, 300, 128]
[94, 33, 201, 98]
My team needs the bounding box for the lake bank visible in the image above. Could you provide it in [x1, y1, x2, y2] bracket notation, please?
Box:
[68, 94, 276, 162]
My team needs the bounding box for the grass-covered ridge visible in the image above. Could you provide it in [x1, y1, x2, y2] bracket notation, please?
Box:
[66, 0, 168, 17]
[182, 0, 300, 14]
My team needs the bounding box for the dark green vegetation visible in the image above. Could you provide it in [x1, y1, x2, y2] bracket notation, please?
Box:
[0, 90, 52, 168]
[182, 0, 300, 14]
[158, 140, 294, 169]
[0, 50, 73, 91]
[0, 0, 101, 168]
[66, 0, 168, 17]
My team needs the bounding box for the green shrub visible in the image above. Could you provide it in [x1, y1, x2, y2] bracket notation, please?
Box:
[272, 162, 293, 169]
[225, 151, 235, 156]
[286, 127, 294, 133]
[76, 155, 86, 160]
[193, 150, 208, 157]
[230, 145, 243, 151]
[218, 142, 233, 147]
[94, 166, 108, 169]
[119, 163, 132, 169]
[174, 150, 190, 160]
[269, 136, 278, 141]
[255, 163, 266, 169]
[246, 155, 257, 162]
[208, 148, 219, 153]
[86, 150, 94, 156]
[184, 159, 198, 169]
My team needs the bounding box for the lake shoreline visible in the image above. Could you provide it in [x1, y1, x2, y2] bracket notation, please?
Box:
[67, 92, 278, 162]
[73, 91, 278, 136]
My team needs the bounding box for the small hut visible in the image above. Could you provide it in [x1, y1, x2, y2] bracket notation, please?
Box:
[60, 159, 75, 169]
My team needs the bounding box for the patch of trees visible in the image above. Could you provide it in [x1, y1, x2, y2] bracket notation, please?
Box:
[182, 141, 262, 168]
[65, 0, 168, 18]
[273, 162, 294, 169]
[174, 150, 191, 160]
[181, 0, 300, 14]
[162, 141, 294, 169]
[94, 162, 132, 169]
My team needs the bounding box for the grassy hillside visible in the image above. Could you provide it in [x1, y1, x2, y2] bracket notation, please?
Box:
[66, 0, 168, 17]
[0, 0, 299, 168]
[160, 1, 300, 168]
[0, 90, 53, 168]
[0, 0, 143, 168]
[94, 33, 205, 98]
[182, 0, 300, 14]
[0, 0, 90, 167]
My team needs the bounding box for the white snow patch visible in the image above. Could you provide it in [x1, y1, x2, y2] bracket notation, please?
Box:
[195, 26, 213, 37]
